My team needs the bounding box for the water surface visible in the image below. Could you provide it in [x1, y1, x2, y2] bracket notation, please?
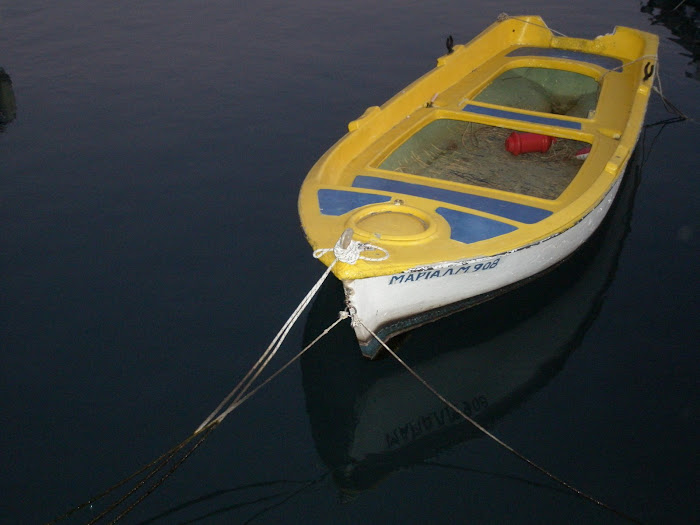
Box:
[1, 2, 698, 523]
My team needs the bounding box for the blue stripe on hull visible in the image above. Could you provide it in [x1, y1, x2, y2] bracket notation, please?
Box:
[317, 189, 390, 215]
[436, 207, 517, 243]
[352, 176, 551, 224]
[317, 183, 530, 245]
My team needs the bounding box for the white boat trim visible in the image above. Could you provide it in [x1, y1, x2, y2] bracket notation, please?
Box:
[345, 172, 626, 358]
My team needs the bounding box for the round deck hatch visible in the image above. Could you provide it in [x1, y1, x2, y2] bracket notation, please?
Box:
[348, 203, 437, 241]
[356, 211, 427, 235]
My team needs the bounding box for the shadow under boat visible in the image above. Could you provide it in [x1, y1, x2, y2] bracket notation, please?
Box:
[300, 152, 642, 495]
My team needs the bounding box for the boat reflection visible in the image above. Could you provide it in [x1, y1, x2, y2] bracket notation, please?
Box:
[641, 0, 700, 79]
[300, 154, 642, 495]
[0, 67, 17, 130]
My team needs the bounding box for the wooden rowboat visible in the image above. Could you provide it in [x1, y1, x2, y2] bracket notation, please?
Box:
[298, 15, 658, 358]
[302, 157, 639, 490]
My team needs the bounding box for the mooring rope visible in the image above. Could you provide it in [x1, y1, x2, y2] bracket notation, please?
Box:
[197, 310, 349, 430]
[651, 64, 691, 123]
[195, 263, 336, 432]
[496, 13, 568, 37]
[47, 230, 369, 524]
[89, 423, 218, 525]
[312, 227, 390, 264]
[45, 423, 219, 525]
[197, 228, 385, 432]
[354, 318, 645, 524]
[48, 305, 347, 525]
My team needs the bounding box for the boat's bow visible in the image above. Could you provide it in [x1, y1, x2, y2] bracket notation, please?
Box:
[298, 15, 658, 355]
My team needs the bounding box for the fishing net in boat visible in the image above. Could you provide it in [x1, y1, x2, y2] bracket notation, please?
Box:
[473, 67, 600, 118]
[378, 120, 590, 200]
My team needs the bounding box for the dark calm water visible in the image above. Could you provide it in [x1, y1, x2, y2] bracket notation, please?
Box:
[2, 2, 698, 524]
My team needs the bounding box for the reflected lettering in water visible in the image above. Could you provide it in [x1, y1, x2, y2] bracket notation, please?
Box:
[300, 153, 642, 495]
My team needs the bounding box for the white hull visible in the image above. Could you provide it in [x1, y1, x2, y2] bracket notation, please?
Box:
[345, 176, 624, 358]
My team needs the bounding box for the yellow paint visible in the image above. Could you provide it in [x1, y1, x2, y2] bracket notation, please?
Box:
[298, 16, 658, 280]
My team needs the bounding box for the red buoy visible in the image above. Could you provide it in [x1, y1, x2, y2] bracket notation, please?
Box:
[505, 132, 556, 155]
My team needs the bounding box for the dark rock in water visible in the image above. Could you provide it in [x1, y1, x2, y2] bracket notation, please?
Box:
[0, 67, 17, 127]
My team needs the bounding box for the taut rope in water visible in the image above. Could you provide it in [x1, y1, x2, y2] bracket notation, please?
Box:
[354, 319, 646, 524]
[195, 264, 336, 433]
[46, 231, 371, 524]
[197, 228, 387, 432]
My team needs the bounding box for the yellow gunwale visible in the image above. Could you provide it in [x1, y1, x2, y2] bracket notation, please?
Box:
[298, 16, 658, 280]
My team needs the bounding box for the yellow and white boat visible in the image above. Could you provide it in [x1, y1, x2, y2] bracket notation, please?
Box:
[298, 15, 658, 358]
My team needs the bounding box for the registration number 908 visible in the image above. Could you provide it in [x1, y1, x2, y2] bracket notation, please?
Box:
[388, 258, 501, 285]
